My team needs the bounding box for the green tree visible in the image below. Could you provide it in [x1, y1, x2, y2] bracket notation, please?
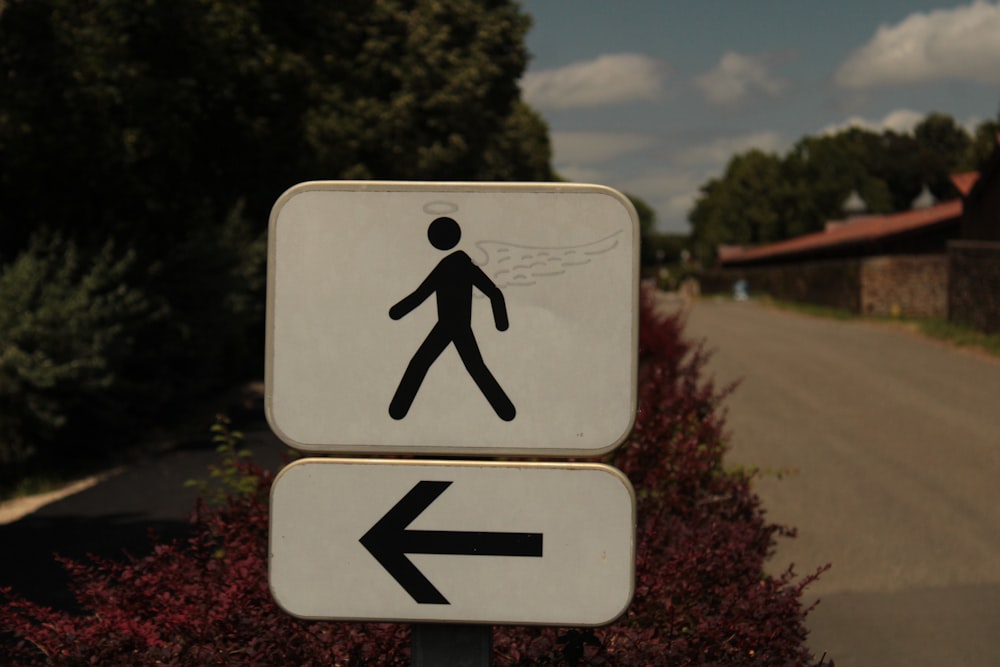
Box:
[687, 149, 787, 261]
[966, 114, 1000, 170]
[626, 193, 656, 239]
[688, 178, 727, 264]
[786, 129, 894, 219]
[0, 232, 163, 464]
[625, 192, 660, 266]
[913, 112, 971, 200]
[0, 0, 550, 463]
[476, 101, 557, 181]
[0, 0, 544, 258]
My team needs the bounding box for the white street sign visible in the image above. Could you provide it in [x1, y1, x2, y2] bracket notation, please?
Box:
[268, 459, 636, 626]
[266, 181, 638, 456]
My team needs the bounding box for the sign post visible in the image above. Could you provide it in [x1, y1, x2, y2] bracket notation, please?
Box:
[411, 623, 492, 667]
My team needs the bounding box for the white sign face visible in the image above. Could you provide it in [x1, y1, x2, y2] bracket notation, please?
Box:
[266, 181, 638, 456]
[269, 459, 636, 626]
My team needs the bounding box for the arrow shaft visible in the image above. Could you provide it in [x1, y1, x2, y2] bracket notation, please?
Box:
[403, 530, 543, 557]
[361, 480, 544, 605]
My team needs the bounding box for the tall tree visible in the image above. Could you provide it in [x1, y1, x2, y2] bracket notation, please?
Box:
[966, 114, 1000, 170]
[624, 192, 659, 266]
[0, 0, 545, 259]
[687, 149, 787, 261]
[0, 0, 551, 458]
[912, 112, 971, 201]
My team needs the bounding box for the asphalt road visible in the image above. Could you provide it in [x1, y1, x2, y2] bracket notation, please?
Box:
[682, 298, 1000, 667]
[0, 414, 289, 612]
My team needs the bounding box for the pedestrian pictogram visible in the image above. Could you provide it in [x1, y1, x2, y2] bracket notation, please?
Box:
[389, 217, 515, 421]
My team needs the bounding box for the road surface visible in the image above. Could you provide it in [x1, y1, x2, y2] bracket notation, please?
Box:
[0, 416, 289, 611]
[682, 298, 1000, 667]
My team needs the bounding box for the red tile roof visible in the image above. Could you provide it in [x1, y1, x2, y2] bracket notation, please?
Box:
[951, 171, 979, 196]
[720, 199, 962, 265]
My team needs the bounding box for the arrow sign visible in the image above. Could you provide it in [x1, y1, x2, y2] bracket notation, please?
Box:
[360, 480, 543, 604]
[269, 458, 636, 625]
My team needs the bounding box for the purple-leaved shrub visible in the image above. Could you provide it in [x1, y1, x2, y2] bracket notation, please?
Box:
[1, 286, 829, 665]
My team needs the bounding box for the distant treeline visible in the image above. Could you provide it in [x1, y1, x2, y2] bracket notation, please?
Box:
[689, 112, 1000, 262]
[0, 0, 555, 470]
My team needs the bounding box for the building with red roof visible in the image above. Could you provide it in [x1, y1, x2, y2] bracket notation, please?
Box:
[706, 134, 1000, 330]
[719, 199, 962, 268]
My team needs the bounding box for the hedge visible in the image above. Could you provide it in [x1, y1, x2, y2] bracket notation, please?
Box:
[0, 286, 829, 665]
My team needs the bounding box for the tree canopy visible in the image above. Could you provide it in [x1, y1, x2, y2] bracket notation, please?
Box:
[0, 0, 553, 258]
[0, 0, 554, 464]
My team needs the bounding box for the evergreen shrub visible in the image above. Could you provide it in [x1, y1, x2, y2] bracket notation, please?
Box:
[0, 209, 266, 476]
[0, 232, 164, 466]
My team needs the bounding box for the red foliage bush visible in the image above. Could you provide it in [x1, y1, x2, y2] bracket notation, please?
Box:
[1, 286, 828, 665]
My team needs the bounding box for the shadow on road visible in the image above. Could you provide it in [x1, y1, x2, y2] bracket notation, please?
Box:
[0, 408, 289, 612]
[0, 512, 194, 612]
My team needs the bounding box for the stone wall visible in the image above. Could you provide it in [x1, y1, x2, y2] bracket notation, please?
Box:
[704, 254, 948, 318]
[701, 259, 863, 312]
[704, 246, 999, 333]
[948, 241, 1000, 333]
[859, 255, 948, 318]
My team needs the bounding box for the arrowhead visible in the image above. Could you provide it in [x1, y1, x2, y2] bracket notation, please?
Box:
[361, 480, 544, 605]
[360, 480, 452, 604]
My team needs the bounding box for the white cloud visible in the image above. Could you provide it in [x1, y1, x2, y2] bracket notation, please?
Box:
[835, 1, 1000, 88]
[675, 131, 786, 166]
[550, 131, 652, 165]
[548, 132, 654, 189]
[819, 109, 925, 135]
[620, 169, 707, 229]
[521, 53, 669, 109]
[622, 169, 705, 200]
[694, 52, 786, 107]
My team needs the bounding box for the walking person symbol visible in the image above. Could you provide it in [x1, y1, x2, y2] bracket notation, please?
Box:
[388, 216, 516, 421]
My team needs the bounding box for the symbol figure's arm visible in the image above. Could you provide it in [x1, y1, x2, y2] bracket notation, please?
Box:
[471, 265, 509, 331]
[389, 272, 436, 320]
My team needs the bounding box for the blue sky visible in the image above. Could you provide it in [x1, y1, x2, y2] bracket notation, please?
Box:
[518, 0, 1000, 233]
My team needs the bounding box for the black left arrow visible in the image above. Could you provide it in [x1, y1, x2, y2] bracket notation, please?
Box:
[360, 480, 544, 604]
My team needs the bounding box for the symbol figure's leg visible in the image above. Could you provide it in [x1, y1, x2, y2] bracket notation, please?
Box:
[453, 329, 516, 421]
[389, 326, 451, 420]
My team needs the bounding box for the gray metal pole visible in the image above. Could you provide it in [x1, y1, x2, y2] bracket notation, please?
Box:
[411, 623, 492, 667]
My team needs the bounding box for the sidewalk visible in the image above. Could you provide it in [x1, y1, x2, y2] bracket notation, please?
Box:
[0, 406, 288, 610]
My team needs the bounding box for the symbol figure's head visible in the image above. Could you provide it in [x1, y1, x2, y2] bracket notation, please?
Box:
[428, 216, 461, 251]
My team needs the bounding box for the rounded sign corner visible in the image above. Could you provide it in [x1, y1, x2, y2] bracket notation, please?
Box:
[601, 418, 639, 458]
[268, 181, 317, 223]
[263, 401, 309, 453]
[581, 588, 636, 628]
[266, 576, 304, 621]
[582, 183, 641, 232]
